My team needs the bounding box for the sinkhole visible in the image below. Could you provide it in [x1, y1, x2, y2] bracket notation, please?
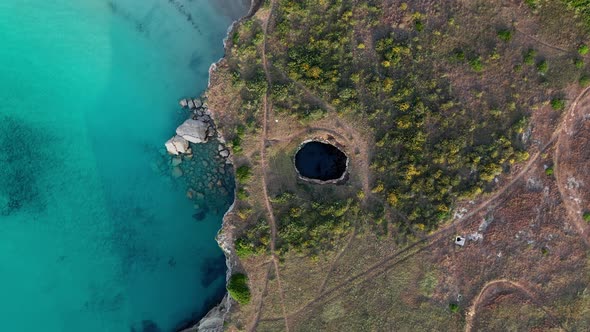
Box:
[294, 140, 348, 183]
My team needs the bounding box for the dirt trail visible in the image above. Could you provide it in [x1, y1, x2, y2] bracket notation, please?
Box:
[252, 12, 589, 329]
[248, 263, 271, 332]
[258, 77, 558, 326]
[255, 0, 290, 331]
[317, 227, 357, 294]
[259, 82, 588, 322]
[464, 279, 564, 332]
[514, 27, 571, 53]
[554, 86, 590, 247]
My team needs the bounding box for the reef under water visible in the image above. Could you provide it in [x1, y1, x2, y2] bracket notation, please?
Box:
[0, 0, 247, 331]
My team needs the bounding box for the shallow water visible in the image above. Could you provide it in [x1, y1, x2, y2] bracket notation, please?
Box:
[0, 1, 246, 331]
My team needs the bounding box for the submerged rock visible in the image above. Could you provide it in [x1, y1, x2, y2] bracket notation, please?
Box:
[186, 189, 195, 199]
[165, 135, 190, 155]
[171, 157, 182, 167]
[179, 99, 188, 108]
[171, 167, 183, 178]
[176, 119, 209, 144]
[193, 210, 207, 221]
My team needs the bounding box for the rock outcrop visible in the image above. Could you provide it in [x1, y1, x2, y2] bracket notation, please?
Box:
[176, 119, 209, 144]
[165, 135, 190, 155]
[166, 96, 232, 166]
[167, 94, 236, 332]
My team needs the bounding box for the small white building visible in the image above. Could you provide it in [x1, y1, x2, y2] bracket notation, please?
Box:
[455, 236, 466, 246]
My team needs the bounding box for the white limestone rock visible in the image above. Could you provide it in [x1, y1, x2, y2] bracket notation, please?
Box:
[176, 119, 209, 144]
[165, 135, 190, 155]
[193, 98, 202, 108]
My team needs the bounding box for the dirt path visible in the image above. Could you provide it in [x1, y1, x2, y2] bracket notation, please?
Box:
[464, 279, 564, 332]
[252, 13, 589, 329]
[248, 263, 272, 332]
[514, 27, 571, 53]
[553, 86, 590, 247]
[257, 1, 290, 331]
[259, 83, 587, 322]
[515, 20, 590, 247]
[316, 227, 357, 294]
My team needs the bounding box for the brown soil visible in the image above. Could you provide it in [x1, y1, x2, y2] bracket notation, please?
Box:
[206, 0, 590, 330]
[554, 87, 590, 246]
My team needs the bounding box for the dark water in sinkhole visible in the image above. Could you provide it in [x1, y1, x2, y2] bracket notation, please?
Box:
[294, 141, 348, 181]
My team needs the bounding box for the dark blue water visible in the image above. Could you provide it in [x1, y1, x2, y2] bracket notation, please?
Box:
[295, 141, 348, 181]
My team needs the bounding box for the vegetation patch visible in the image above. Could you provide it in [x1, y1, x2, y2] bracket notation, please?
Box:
[271, 192, 355, 254]
[227, 273, 251, 305]
[545, 166, 554, 176]
[419, 271, 439, 297]
[212, 0, 590, 330]
[497, 28, 513, 42]
[550, 98, 566, 110]
[235, 165, 252, 184]
[537, 60, 549, 74]
[524, 49, 537, 65]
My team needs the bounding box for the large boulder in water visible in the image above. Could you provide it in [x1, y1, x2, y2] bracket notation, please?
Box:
[176, 119, 209, 144]
[165, 135, 190, 155]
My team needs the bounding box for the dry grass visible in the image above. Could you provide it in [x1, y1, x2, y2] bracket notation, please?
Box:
[206, 0, 590, 330]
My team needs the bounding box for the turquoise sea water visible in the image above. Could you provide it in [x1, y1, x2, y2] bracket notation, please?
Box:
[0, 1, 246, 331]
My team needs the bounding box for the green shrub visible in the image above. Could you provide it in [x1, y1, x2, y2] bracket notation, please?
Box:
[236, 165, 252, 184]
[545, 166, 554, 176]
[449, 303, 459, 313]
[453, 49, 465, 61]
[583, 211, 590, 223]
[524, 49, 536, 65]
[537, 60, 548, 74]
[574, 58, 584, 69]
[227, 273, 251, 305]
[550, 98, 566, 111]
[415, 19, 424, 32]
[525, 0, 537, 9]
[235, 238, 255, 257]
[497, 28, 512, 42]
[469, 56, 484, 72]
[580, 74, 590, 87]
[237, 188, 249, 200]
[579, 44, 589, 56]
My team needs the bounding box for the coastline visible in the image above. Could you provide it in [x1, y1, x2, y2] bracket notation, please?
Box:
[177, 1, 261, 331]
